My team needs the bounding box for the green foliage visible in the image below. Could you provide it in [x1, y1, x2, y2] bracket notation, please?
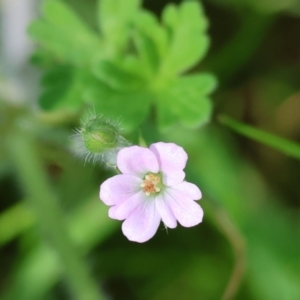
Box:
[28, 0, 102, 65]
[98, 0, 140, 56]
[219, 115, 300, 161]
[161, 2, 209, 75]
[2, 0, 300, 299]
[39, 66, 95, 111]
[29, 0, 216, 131]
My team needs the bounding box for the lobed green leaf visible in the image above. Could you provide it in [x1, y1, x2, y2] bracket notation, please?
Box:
[29, 0, 101, 65]
[133, 11, 168, 75]
[39, 66, 95, 111]
[161, 2, 209, 75]
[98, 0, 140, 55]
[85, 82, 152, 132]
[156, 74, 217, 130]
[93, 60, 146, 91]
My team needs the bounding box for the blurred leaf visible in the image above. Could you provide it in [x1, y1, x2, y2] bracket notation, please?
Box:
[98, 0, 140, 55]
[28, 20, 71, 62]
[28, 0, 101, 65]
[133, 11, 168, 75]
[162, 4, 178, 29]
[219, 115, 300, 160]
[85, 82, 152, 131]
[156, 74, 217, 130]
[93, 60, 146, 90]
[30, 49, 58, 69]
[29, 0, 215, 131]
[247, 210, 300, 300]
[3, 197, 117, 300]
[155, 92, 179, 132]
[0, 204, 35, 246]
[39, 66, 95, 111]
[161, 2, 209, 75]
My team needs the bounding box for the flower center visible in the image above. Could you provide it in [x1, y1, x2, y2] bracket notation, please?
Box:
[140, 173, 162, 196]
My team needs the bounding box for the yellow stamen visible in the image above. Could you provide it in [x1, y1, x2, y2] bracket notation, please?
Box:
[141, 173, 161, 196]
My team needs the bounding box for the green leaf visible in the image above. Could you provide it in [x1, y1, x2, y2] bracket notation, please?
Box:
[133, 11, 168, 75]
[30, 49, 56, 68]
[98, 0, 140, 55]
[0, 204, 35, 246]
[3, 197, 118, 300]
[156, 74, 217, 130]
[28, 0, 101, 65]
[219, 115, 300, 160]
[93, 60, 146, 91]
[39, 66, 94, 111]
[155, 91, 179, 132]
[176, 96, 212, 128]
[174, 73, 217, 96]
[28, 20, 71, 62]
[85, 82, 152, 131]
[161, 1, 209, 75]
[162, 4, 178, 29]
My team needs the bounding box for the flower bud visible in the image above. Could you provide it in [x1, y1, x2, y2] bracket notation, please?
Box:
[81, 118, 119, 153]
[72, 113, 129, 165]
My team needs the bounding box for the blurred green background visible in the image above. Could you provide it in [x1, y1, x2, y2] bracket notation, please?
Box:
[0, 0, 300, 299]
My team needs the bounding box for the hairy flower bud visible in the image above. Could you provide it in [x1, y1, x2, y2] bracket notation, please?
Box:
[81, 118, 119, 153]
[72, 113, 129, 165]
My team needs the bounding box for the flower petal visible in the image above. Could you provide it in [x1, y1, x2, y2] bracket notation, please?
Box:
[165, 188, 203, 227]
[155, 194, 177, 228]
[109, 191, 146, 220]
[100, 174, 142, 206]
[117, 146, 159, 176]
[149, 142, 188, 185]
[122, 200, 161, 243]
[162, 170, 186, 186]
[172, 181, 202, 200]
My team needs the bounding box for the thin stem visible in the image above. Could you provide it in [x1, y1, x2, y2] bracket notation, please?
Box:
[214, 209, 246, 300]
[203, 201, 246, 300]
[7, 131, 105, 300]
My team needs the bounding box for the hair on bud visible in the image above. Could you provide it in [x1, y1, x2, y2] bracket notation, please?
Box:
[71, 112, 129, 166]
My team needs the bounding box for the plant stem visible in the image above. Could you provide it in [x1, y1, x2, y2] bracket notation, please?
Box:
[204, 201, 246, 300]
[215, 208, 246, 300]
[7, 131, 105, 300]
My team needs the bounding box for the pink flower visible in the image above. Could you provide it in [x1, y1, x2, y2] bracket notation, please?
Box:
[99, 142, 203, 243]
